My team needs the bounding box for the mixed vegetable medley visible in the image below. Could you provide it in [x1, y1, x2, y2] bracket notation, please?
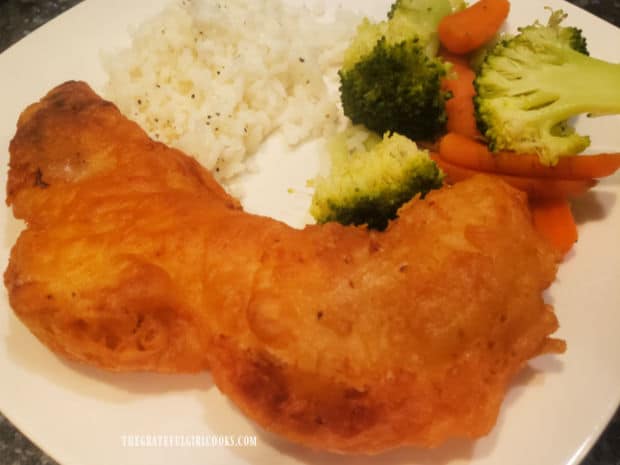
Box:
[311, 0, 620, 256]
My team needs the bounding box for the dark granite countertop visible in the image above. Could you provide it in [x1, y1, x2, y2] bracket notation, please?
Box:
[1, 1, 619, 464]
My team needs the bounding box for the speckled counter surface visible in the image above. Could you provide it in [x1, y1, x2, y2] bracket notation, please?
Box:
[0, 1, 619, 464]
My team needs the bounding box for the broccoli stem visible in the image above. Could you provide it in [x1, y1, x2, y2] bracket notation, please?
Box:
[532, 53, 620, 126]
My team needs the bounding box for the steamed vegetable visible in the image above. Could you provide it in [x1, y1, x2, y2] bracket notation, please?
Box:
[440, 53, 481, 139]
[430, 152, 597, 199]
[438, 0, 510, 54]
[439, 133, 620, 179]
[474, 10, 620, 165]
[311, 129, 444, 230]
[530, 199, 578, 256]
[339, 0, 454, 141]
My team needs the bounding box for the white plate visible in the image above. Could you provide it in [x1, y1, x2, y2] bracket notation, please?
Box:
[1, 1, 619, 464]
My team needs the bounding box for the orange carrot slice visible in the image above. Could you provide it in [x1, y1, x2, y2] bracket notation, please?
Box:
[440, 55, 481, 140]
[438, 0, 511, 55]
[431, 153, 597, 200]
[530, 200, 578, 256]
[439, 133, 620, 179]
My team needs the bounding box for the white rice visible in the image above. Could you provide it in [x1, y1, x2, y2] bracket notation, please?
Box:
[103, 0, 360, 185]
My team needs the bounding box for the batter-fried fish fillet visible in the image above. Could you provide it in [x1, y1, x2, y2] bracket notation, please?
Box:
[5, 82, 565, 453]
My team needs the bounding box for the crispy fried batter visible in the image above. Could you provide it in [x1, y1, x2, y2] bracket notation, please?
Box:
[5, 82, 565, 453]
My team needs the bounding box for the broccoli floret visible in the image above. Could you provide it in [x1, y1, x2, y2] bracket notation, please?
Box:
[469, 33, 506, 72]
[389, 0, 465, 20]
[339, 1, 453, 141]
[310, 129, 444, 230]
[558, 26, 588, 55]
[340, 38, 449, 142]
[387, 0, 454, 55]
[474, 10, 620, 165]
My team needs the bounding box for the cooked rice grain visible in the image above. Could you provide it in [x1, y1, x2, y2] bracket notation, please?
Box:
[103, 0, 359, 183]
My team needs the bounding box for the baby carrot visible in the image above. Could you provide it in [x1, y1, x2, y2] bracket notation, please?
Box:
[439, 133, 620, 179]
[440, 54, 481, 139]
[530, 200, 578, 256]
[438, 0, 511, 55]
[430, 153, 598, 200]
